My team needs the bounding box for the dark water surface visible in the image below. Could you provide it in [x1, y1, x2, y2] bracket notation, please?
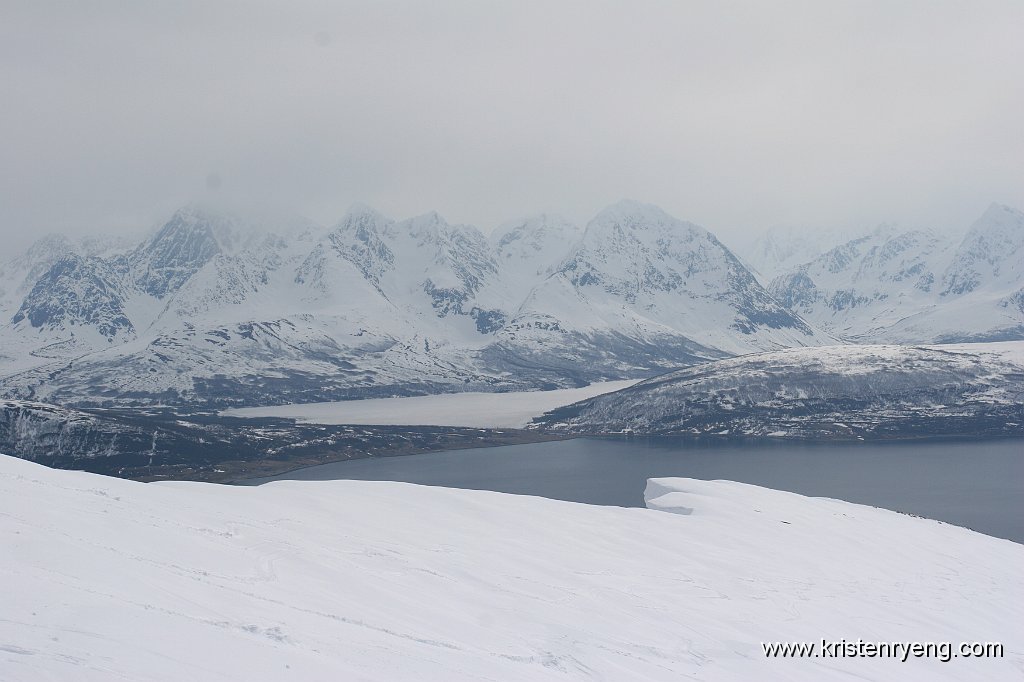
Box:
[245, 437, 1023, 543]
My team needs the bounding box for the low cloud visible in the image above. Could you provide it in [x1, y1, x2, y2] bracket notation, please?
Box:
[2, 0, 1022, 252]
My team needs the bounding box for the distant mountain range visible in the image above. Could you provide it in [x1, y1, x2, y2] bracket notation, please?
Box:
[766, 204, 1024, 343]
[0, 200, 1020, 407]
[0, 200, 826, 406]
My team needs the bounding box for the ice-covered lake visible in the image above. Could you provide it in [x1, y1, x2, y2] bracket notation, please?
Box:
[220, 380, 640, 428]
[245, 436, 1024, 544]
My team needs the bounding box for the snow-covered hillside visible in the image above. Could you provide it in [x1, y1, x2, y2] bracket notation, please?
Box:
[2, 455, 1020, 681]
[0, 201, 827, 406]
[768, 204, 1024, 342]
[533, 341, 1024, 439]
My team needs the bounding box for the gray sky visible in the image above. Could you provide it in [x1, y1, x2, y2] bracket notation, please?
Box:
[2, 0, 1022, 254]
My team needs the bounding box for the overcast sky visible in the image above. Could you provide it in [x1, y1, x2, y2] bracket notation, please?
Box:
[2, 0, 1022, 254]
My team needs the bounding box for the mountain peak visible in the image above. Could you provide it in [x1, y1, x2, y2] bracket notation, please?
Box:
[400, 211, 450, 240]
[494, 214, 579, 250]
[11, 253, 133, 341]
[333, 203, 394, 239]
[591, 199, 673, 225]
[963, 203, 1024, 245]
[338, 202, 390, 225]
[131, 210, 225, 298]
[981, 202, 1023, 220]
[164, 203, 243, 233]
[23, 233, 72, 258]
[582, 202, 710, 249]
[869, 222, 902, 238]
[942, 202, 1024, 297]
[166, 203, 321, 247]
[0, 233, 73, 279]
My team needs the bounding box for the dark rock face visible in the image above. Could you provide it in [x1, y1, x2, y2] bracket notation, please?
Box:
[422, 279, 471, 316]
[417, 225, 498, 322]
[470, 307, 506, 334]
[131, 211, 222, 298]
[0, 400, 150, 462]
[768, 270, 817, 309]
[327, 207, 396, 287]
[11, 255, 133, 340]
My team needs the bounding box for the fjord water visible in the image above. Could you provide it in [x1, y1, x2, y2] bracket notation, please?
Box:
[246, 437, 1024, 543]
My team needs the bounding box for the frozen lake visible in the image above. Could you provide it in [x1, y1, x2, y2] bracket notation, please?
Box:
[220, 380, 640, 428]
[245, 436, 1024, 543]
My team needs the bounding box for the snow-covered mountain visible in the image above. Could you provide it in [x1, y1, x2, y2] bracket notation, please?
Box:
[767, 225, 951, 340]
[768, 204, 1024, 342]
[490, 213, 583, 302]
[3, 454, 1021, 681]
[2, 199, 1017, 406]
[487, 201, 830, 380]
[11, 254, 134, 343]
[533, 341, 1024, 439]
[333, 207, 509, 336]
[129, 208, 227, 299]
[733, 223, 851, 281]
[943, 203, 1024, 296]
[0, 233, 132, 327]
[0, 235, 76, 323]
[0, 200, 833, 406]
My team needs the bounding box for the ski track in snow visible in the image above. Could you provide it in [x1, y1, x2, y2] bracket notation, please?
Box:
[1, 455, 1021, 681]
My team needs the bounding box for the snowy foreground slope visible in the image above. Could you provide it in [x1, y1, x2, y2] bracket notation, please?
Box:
[2, 456, 1021, 681]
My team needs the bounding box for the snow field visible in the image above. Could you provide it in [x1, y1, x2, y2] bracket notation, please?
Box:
[2, 455, 1021, 681]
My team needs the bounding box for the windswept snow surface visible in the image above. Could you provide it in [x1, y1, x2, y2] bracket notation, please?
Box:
[220, 380, 639, 428]
[2, 456, 1021, 681]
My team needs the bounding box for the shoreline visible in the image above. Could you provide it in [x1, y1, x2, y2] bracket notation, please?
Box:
[108, 429, 1024, 485]
[228, 429, 1024, 485]
[222, 428, 569, 485]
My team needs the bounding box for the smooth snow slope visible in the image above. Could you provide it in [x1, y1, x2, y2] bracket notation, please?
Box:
[220, 379, 639, 428]
[2, 455, 1021, 681]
